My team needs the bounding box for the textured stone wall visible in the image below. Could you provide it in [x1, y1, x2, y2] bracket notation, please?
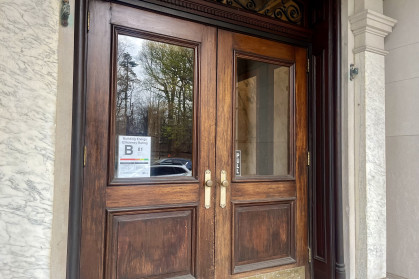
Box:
[0, 0, 59, 278]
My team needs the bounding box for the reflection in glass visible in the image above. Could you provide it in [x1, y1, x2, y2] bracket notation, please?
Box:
[235, 57, 290, 177]
[115, 34, 194, 178]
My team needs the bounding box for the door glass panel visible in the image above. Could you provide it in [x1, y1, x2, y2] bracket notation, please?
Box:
[114, 34, 194, 179]
[235, 57, 291, 178]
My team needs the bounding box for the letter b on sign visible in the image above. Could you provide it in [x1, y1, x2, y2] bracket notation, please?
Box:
[125, 145, 133, 155]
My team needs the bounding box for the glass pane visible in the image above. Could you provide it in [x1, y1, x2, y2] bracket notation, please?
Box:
[235, 57, 290, 177]
[115, 35, 194, 178]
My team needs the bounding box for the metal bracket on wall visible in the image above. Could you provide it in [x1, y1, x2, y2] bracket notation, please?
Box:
[61, 0, 70, 26]
[350, 64, 359, 81]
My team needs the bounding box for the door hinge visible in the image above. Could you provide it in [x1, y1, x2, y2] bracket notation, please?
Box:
[83, 145, 87, 167]
[307, 151, 311, 166]
[307, 58, 310, 72]
[87, 11, 90, 32]
[308, 247, 312, 263]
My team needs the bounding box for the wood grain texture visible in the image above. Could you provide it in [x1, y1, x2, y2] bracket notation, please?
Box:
[81, 3, 308, 278]
[73, 1, 344, 279]
[294, 46, 308, 269]
[117, 0, 312, 41]
[232, 201, 296, 273]
[81, 2, 217, 278]
[107, 208, 196, 279]
[232, 182, 296, 201]
[80, 1, 111, 277]
[106, 184, 199, 208]
[216, 30, 308, 278]
[309, 0, 341, 277]
[215, 29, 234, 278]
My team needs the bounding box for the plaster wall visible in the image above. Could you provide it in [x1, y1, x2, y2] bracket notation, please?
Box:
[384, 0, 419, 278]
[0, 0, 74, 278]
[0, 0, 60, 278]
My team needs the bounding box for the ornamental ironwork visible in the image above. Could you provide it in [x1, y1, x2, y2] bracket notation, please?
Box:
[215, 0, 303, 25]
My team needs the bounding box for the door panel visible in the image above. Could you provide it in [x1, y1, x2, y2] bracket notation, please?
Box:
[82, 2, 307, 278]
[81, 2, 216, 278]
[232, 201, 296, 273]
[107, 208, 196, 279]
[216, 30, 308, 278]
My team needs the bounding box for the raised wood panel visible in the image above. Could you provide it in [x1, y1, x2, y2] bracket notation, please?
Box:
[106, 184, 199, 208]
[232, 201, 296, 274]
[107, 208, 196, 279]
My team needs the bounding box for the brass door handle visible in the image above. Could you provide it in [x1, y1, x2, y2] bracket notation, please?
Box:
[204, 170, 212, 209]
[205, 179, 214, 187]
[220, 180, 229, 187]
[220, 170, 228, 208]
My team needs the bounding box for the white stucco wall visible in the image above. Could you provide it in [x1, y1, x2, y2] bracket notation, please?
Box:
[0, 0, 62, 278]
[384, 1, 419, 278]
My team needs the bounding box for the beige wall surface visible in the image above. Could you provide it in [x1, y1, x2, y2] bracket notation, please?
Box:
[50, 0, 75, 278]
[385, 0, 419, 278]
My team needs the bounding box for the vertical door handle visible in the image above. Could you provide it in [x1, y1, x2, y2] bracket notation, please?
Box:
[220, 170, 229, 208]
[204, 170, 213, 209]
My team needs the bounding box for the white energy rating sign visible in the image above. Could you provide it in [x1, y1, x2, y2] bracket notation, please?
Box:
[117, 136, 151, 178]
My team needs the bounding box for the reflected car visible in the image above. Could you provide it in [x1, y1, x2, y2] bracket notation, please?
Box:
[150, 165, 192, 177]
[153, 158, 192, 170]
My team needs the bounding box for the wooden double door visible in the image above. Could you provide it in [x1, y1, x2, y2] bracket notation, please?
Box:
[81, 1, 308, 278]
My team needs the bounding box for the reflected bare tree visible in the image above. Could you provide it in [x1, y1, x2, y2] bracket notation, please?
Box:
[116, 38, 194, 157]
[116, 45, 140, 135]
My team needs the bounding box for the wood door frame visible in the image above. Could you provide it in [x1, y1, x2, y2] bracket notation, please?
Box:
[67, 0, 344, 278]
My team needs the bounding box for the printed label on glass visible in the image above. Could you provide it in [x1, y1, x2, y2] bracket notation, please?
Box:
[118, 136, 151, 178]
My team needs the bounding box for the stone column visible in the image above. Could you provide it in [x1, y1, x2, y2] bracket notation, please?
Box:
[349, 5, 396, 279]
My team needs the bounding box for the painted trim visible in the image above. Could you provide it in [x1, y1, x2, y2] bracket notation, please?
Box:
[349, 9, 397, 55]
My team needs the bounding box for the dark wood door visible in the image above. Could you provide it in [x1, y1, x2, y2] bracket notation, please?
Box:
[81, 1, 216, 278]
[215, 30, 309, 278]
[81, 2, 308, 278]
